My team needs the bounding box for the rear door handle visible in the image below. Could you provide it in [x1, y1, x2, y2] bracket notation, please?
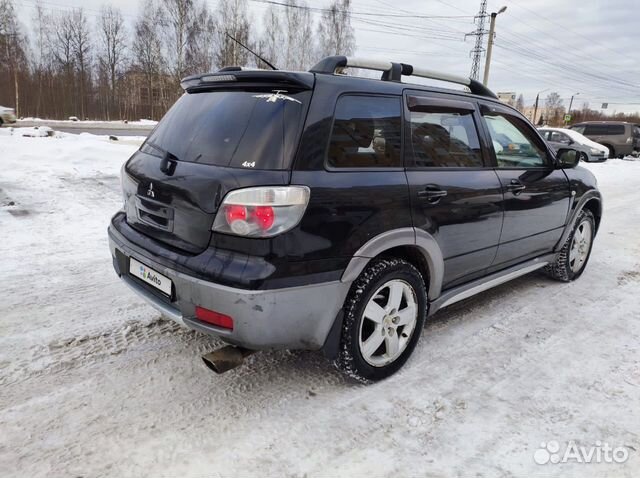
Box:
[417, 186, 448, 203]
[506, 179, 526, 195]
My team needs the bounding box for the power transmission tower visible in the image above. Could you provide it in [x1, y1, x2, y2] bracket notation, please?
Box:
[465, 0, 488, 81]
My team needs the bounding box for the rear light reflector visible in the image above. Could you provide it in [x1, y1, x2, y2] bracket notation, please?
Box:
[195, 306, 234, 330]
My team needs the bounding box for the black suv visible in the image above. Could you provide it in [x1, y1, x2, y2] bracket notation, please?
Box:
[108, 56, 602, 382]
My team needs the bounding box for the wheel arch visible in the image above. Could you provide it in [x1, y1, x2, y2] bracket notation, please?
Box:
[340, 227, 444, 300]
[582, 197, 602, 232]
[555, 192, 602, 251]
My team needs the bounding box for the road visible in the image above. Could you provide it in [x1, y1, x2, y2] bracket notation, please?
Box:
[15, 120, 154, 137]
[1, 132, 639, 478]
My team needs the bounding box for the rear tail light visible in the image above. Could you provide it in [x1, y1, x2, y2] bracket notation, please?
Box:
[195, 306, 234, 330]
[213, 186, 310, 238]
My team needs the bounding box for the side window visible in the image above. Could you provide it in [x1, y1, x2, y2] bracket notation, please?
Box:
[583, 125, 601, 135]
[608, 124, 626, 135]
[549, 131, 571, 144]
[583, 124, 625, 136]
[327, 95, 402, 168]
[408, 105, 483, 168]
[482, 113, 549, 168]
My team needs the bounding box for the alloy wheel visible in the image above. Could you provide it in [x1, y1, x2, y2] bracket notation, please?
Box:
[358, 279, 419, 367]
[569, 220, 592, 273]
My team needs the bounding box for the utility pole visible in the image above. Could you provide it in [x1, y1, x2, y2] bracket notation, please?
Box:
[533, 94, 540, 124]
[466, 0, 488, 81]
[566, 92, 580, 124]
[483, 6, 507, 86]
[532, 88, 549, 125]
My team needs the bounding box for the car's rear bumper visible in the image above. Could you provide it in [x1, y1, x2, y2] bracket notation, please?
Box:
[109, 224, 350, 350]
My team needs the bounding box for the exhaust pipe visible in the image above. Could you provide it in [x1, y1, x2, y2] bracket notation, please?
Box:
[202, 346, 256, 374]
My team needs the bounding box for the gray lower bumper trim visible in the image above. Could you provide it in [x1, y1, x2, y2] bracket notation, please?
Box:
[121, 275, 185, 326]
[110, 237, 352, 350]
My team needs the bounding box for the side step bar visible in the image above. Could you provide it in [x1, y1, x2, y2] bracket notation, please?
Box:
[428, 254, 556, 316]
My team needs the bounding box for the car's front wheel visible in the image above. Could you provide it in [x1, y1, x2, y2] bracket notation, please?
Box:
[545, 209, 595, 281]
[335, 258, 427, 382]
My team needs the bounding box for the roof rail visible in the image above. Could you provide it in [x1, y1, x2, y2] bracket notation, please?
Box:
[309, 55, 498, 99]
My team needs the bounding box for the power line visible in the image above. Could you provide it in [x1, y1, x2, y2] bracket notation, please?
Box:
[248, 0, 474, 19]
[503, 0, 633, 64]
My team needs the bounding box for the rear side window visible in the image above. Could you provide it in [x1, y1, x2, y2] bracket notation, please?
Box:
[583, 124, 626, 136]
[327, 95, 402, 168]
[408, 105, 482, 168]
[142, 89, 309, 169]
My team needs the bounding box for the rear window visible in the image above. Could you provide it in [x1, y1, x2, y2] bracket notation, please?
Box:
[142, 90, 309, 169]
[582, 124, 626, 136]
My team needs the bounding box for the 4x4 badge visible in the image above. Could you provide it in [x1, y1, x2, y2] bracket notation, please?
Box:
[253, 90, 301, 104]
[147, 182, 155, 198]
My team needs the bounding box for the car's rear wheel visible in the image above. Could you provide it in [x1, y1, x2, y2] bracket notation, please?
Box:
[335, 258, 427, 382]
[545, 209, 595, 281]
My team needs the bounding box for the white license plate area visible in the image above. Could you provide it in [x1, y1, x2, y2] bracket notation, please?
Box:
[129, 257, 172, 296]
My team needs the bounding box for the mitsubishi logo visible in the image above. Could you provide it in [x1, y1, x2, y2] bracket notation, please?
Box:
[147, 182, 155, 198]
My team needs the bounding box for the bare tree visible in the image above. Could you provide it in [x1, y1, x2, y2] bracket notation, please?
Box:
[185, 1, 216, 75]
[545, 92, 565, 126]
[98, 5, 127, 119]
[133, 0, 165, 119]
[284, 0, 314, 70]
[258, 5, 283, 69]
[70, 8, 91, 119]
[162, 0, 195, 90]
[214, 0, 251, 68]
[316, 0, 355, 59]
[0, 0, 27, 116]
[50, 11, 76, 117]
[31, 1, 51, 117]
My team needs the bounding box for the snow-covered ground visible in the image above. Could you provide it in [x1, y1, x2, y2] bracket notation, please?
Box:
[1, 133, 639, 477]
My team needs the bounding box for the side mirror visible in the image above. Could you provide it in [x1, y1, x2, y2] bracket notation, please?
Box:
[557, 148, 580, 168]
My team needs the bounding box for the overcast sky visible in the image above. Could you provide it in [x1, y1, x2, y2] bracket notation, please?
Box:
[14, 0, 640, 113]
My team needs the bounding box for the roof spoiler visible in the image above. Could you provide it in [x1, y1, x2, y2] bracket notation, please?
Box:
[309, 55, 498, 99]
[180, 69, 314, 92]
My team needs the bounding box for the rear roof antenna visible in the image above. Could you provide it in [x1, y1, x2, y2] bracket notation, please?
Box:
[224, 32, 278, 71]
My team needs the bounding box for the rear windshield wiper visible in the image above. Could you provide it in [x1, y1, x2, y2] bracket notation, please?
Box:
[141, 141, 181, 174]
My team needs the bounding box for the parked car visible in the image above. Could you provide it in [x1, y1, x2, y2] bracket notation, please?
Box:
[0, 105, 17, 125]
[570, 121, 640, 158]
[108, 56, 602, 382]
[538, 127, 609, 162]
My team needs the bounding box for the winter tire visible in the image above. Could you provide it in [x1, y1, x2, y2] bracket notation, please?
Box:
[335, 258, 427, 383]
[545, 209, 595, 282]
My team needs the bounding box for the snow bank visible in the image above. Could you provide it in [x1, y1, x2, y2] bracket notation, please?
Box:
[19, 117, 158, 126]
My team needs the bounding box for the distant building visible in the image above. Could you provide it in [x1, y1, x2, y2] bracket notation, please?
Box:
[497, 91, 516, 106]
[522, 106, 545, 125]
